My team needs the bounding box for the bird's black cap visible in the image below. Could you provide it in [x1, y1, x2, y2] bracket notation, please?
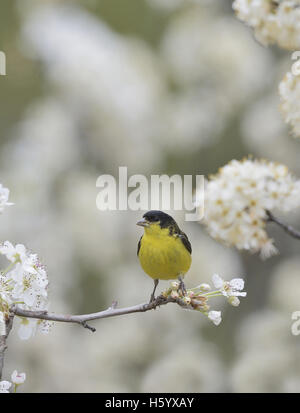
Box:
[139, 210, 192, 254]
[143, 210, 176, 228]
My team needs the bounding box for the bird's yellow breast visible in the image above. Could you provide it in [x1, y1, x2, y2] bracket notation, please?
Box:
[138, 224, 191, 280]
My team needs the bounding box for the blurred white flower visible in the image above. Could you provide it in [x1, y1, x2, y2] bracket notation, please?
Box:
[208, 310, 222, 326]
[147, 0, 219, 12]
[11, 370, 26, 385]
[141, 343, 225, 392]
[2, 98, 80, 191]
[240, 92, 300, 174]
[231, 345, 297, 392]
[235, 310, 292, 353]
[283, 377, 300, 393]
[233, 0, 300, 50]
[197, 159, 300, 258]
[279, 71, 300, 138]
[159, 89, 223, 153]
[231, 309, 300, 392]
[60, 172, 125, 270]
[0, 184, 13, 213]
[0, 380, 11, 393]
[21, 4, 165, 169]
[162, 9, 272, 103]
[269, 257, 300, 313]
[146, 0, 184, 12]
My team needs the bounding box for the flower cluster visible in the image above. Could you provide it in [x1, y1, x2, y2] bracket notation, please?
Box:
[233, 0, 300, 50]
[197, 159, 300, 258]
[0, 241, 51, 340]
[162, 274, 247, 326]
[0, 184, 13, 214]
[279, 71, 300, 139]
[0, 370, 26, 393]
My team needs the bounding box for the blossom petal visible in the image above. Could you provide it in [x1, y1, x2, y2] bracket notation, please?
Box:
[208, 310, 222, 326]
[229, 278, 245, 291]
[212, 274, 224, 289]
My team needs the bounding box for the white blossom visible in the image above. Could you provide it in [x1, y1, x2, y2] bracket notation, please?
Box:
[0, 274, 12, 305]
[279, 71, 300, 138]
[208, 311, 222, 326]
[11, 265, 48, 307]
[0, 241, 49, 340]
[197, 159, 300, 258]
[233, 0, 300, 50]
[11, 370, 26, 385]
[212, 274, 247, 307]
[0, 241, 28, 265]
[0, 380, 11, 393]
[212, 274, 247, 298]
[0, 184, 13, 213]
[17, 315, 51, 340]
[18, 318, 38, 340]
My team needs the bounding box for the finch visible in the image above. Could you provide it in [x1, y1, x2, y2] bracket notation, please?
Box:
[137, 210, 192, 302]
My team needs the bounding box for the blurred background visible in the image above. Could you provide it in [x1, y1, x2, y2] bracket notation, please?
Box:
[1, 0, 300, 393]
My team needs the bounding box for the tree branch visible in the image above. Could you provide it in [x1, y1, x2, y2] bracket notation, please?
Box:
[0, 312, 14, 380]
[11, 295, 189, 334]
[266, 210, 300, 240]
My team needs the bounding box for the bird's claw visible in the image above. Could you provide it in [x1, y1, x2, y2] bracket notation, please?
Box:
[178, 277, 187, 297]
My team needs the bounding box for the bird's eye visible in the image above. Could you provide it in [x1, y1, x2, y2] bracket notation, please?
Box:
[148, 215, 159, 222]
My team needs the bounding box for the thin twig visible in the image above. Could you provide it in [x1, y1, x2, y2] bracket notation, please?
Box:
[266, 210, 300, 240]
[1, 295, 190, 379]
[11, 295, 189, 334]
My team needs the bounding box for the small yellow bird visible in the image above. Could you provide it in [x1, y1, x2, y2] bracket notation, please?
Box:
[137, 210, 192, 302]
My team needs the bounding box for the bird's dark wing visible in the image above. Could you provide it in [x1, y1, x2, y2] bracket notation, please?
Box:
[178, 231, 192, 255]
[137, 236, 142, 256]
[169, 224, 192, 255]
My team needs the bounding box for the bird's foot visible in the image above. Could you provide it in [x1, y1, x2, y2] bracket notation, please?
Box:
[149, 293, 156, 305]
[149, 279, 159, 306]
[178, 276, 187, 297]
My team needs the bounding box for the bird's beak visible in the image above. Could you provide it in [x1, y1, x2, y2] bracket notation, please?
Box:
[136, 218, 149, 227]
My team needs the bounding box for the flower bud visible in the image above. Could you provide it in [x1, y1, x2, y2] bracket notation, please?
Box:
[11, 370, 26, 385]
[171, 281, 179, 290]
[198, 283, 211, 292]
[171, 290, 179, 299]
[228, 296, 240, 307]
[183, 296, 191, 305]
